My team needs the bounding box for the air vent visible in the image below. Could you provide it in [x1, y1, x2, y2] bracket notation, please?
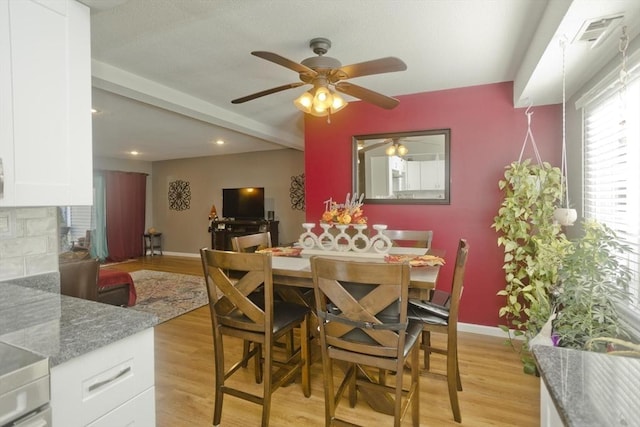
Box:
[574, 14, 624, 48]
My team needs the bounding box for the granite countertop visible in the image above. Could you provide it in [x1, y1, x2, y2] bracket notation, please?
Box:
[533, 345, 640, 427]
[0, 282, 157, 366]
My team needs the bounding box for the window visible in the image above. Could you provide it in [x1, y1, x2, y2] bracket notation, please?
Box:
[583, 68, 640, 313]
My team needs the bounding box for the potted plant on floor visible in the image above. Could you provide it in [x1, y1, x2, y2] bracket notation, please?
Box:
[492, 159, 572, 373]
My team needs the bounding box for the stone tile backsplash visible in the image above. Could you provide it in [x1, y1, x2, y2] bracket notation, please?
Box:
[0, 207, 59, 281]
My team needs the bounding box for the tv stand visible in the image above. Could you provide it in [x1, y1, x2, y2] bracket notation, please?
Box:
[208, 219, 279, 250]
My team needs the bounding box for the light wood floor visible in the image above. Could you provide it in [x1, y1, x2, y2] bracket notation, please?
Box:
[106, 255, 540, 426]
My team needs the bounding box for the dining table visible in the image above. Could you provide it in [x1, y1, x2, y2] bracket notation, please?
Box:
[269, 246, 444, 292]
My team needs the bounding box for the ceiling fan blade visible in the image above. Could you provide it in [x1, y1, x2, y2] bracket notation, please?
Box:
[252, 51, 318, 77]
[359, 140, 390, 153]
[231, 82, 306, 104]
[330, 57, 407, 81]
[335, 82, 400, 109]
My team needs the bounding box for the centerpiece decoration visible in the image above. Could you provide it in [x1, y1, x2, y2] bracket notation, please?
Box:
[298, 194, 393, 253]
[321, 194, 368, 225]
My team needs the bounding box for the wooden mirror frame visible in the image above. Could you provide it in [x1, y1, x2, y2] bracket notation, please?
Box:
[352, 129, 450, 205]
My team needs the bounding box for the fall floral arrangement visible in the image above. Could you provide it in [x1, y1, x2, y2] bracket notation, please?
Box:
[321, 194, 367, 225]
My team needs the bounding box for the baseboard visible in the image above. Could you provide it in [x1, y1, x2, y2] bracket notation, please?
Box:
[458, 322, 526, 340]
[161, 251, 200, 258]
[458, 322, 507, 337]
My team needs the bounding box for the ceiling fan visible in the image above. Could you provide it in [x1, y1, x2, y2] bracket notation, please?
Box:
[231, 37, 407, 115]
[358, 138, 409, 156]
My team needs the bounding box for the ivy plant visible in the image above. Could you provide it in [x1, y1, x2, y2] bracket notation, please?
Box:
[492, 160, 571, 372]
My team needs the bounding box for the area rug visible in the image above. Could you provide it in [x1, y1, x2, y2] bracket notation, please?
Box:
[128, 270, 208, 323]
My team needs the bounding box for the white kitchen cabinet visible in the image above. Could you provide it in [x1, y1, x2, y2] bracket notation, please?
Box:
[389, 155, 405, 175]
[87, 388, 156, 427]
[0, 0, 92, 207]
[406, 161, 421, 190]
[368, 156, 393, 198]
[50, 328, 156, 427]
[540, 380, 564, 427]
[406, 160, 445, 191]
[420, 160, 445, 190]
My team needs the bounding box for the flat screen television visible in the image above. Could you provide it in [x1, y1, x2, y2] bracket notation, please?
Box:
[222, 187, 265, 220]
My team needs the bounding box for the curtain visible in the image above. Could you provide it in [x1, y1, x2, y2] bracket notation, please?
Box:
[91, 173, 109, 261]
[104, 171, 147, 262]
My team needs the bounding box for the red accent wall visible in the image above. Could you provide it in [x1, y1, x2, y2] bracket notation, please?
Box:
[304, 82, 561, 327]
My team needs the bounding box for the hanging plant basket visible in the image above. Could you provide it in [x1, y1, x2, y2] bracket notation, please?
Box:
[553, 207, 577, 226]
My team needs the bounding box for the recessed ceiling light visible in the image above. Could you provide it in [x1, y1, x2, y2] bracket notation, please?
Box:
[215, 139, 224, 145]
[130, 151, 139, 156]
[91, 108, 100, 114]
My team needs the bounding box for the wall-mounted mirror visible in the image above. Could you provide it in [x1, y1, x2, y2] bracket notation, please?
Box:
[353, 129, 450, 204]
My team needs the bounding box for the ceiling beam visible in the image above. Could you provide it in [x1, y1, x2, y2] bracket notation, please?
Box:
[91, 60, 303, 151]
[513, 0, 573, 107]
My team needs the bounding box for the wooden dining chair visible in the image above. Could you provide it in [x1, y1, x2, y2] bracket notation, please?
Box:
[382, 229, 433, 249]
[200, 248, 311, 427]
[231, 232, 295, 367]
[311, 257, 421, 427]
[408, 238, 469, 423]
[231, 231, 272, 252]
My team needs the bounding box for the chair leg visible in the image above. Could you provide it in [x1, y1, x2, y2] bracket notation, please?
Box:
[242, 340, 250, 368]
[254, 343, 263, 384]
[421, 330, 431, 370]
[394, 362, 403, 427]
[212, 338, 225, 426]
[411, 343, 420, 427]
[447, 342, 461, 423]
[322, 352, 336, 427]
[300, 315, 311, 397]
[261, 341, 273, 427]
[348, 363, 357, 408]
[456, 351, 462, 391]
[286, 330, 294, 357]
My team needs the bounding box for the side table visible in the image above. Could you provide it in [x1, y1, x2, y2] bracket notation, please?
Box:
[143, 233, 163, 256]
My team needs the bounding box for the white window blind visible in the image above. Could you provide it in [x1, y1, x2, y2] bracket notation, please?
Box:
[583, 75, 640, 306]
[69, 205, 94, 243]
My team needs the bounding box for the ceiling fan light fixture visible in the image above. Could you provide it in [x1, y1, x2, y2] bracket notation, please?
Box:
[294, 91, 314, 113]
[330, 92, 347, 113]
[294, 85, 347, 117]
[386, 142, 408, 156]
[313, 86, 333, 110]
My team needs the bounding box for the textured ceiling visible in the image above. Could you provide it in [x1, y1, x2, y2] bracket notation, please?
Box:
[83, 0, 640, 161]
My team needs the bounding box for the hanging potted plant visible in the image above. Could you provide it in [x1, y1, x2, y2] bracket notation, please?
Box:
[492, 159, 572, 373]
[552, 38, 578, 227]
[553, 206, 577, 227]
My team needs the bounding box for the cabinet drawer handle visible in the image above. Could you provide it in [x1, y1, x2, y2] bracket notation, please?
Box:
[88, 366, 131, 392]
